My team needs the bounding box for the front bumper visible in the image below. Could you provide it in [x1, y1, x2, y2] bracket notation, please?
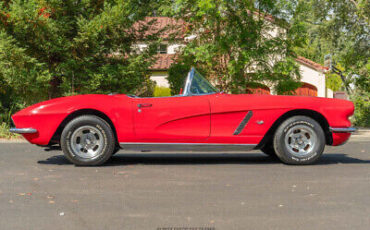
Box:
[9, 128, 38, 134]
[329, 127, 357, 133]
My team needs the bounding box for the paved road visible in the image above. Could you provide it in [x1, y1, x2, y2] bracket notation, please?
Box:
[0, 135, 369, 230]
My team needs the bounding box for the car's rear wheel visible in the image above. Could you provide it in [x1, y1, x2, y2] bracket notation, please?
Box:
[273, 116, 325, 165]
[61, 115, 115, 166]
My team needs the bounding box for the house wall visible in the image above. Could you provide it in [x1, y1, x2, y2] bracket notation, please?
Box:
[326, 88, 334, 98]
[298, 64, 326, 98]
[135, 43, 183, 54]
[135, 43, 146, 51]
[167, 44, 184, 54]
[151, 71, 170, 87]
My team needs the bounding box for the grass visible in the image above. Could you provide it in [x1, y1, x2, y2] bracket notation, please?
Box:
[0, 122, 20, 139]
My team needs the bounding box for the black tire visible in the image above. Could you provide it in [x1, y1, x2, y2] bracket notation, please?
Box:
[260, 143, 276, 157]
[273, 116, 325, 165]
[61, 115, 115, 166]
[112, 146, 120, 155]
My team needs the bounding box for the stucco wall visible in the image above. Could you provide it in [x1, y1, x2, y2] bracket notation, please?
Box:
[326, 88, 334, 98]
[135, 43, 183, 54]
[298, 64, 326, 98]
[150, 71, 170, 87]
[167, 44, 184, 54]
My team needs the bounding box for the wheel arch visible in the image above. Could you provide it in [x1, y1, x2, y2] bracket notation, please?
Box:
[257, 109, 332, 149]
[49, 109, 119, 147]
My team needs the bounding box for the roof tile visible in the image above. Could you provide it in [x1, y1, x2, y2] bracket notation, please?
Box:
[296, 56, 329, 72]
[134, 17, 185, 39]
[150, 54, 176, 70]
[143, 18, 327, 73]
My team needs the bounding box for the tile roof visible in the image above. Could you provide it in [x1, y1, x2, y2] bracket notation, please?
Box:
[295, 56, 329, 72]
[149, 55, 329, 72]
[134, 17, 185, 40]
[150, 54, 177, 70]
[144, 17, 328, 73]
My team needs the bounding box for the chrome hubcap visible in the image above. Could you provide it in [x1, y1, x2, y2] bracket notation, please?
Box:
[71, 126, 104, 159]
[284, 125, 317, 157]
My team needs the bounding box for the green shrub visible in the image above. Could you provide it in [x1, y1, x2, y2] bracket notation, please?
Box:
[167, 63, 190, 95]
[351, 92, 370, 127]
[0, 123, 19, 139]
[154, 86, 171, 97]
[135, 78, 156, 97]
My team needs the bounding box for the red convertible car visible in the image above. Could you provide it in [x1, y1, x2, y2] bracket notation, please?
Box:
[10, 68, 355, 166]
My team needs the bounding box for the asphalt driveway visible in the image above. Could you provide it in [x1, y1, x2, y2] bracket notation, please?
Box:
[0, 133, 369, 230]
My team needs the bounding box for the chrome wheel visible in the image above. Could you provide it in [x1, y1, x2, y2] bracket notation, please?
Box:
[70, 125, 105, 159]
[284, 125, 317, 157]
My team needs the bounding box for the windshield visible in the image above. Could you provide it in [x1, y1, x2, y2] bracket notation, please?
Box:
[183, 68, 218, 95]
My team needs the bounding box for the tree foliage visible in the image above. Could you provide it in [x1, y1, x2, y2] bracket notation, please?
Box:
[164, 0, 304, 94]
[288, 0, 369, 126]
[352, 91, 370, 127]
[0, 0, 159, 122]
[0, 0, 369, 127]
[289, 0, 369, 93]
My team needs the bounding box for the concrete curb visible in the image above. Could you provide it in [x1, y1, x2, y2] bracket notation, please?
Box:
[353, 128, 370, 136]
[0, 138, 27, 143]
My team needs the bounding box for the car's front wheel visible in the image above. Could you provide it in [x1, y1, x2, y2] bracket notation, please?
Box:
[260, 141, 276, 157]
[61, 115, 115, 166]
[273, 116, 325, 165]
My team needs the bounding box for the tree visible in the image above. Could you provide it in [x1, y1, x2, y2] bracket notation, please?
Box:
[290, 0, 369, 94]
[286, 0, 369, 126]
[163, 0, 304, 94]
[0, 0, 160, 115]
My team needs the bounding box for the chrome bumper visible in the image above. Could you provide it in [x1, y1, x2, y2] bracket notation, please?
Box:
[9, 128, 38, 134]
[329, 127, 357, 133]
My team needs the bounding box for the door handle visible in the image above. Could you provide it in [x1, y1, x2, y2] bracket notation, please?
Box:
[137, 103, 152, 108]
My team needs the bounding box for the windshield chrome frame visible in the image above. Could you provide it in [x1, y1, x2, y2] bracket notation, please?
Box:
[182, 67, 218, 96]
[182, 68, 195, 96]
[127, 68, 218, 98]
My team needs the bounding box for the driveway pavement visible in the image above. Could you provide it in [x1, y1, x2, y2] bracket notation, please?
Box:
[0, 134, 369, 230]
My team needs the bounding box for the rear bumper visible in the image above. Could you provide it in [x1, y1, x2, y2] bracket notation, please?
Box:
[9, 128, 38, 134]
[329, 127, 357, 133]
[329, 127, 356, 146]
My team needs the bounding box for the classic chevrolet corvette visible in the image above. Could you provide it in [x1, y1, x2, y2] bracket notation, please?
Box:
[10, 68, 355, 166]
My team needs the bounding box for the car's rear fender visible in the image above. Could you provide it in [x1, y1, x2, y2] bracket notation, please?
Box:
[257, 109, 331, 149]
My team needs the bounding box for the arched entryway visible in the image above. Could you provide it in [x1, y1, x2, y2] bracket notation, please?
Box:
[246, 85, 271, 95]
[294, 83, 318, 96]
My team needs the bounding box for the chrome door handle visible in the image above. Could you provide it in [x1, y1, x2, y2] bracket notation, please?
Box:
[137, 103, 152, 108]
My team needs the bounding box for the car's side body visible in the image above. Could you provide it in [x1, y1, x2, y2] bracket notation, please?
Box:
[11, 92, 354, 150]
[10, 68, 356, 166]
